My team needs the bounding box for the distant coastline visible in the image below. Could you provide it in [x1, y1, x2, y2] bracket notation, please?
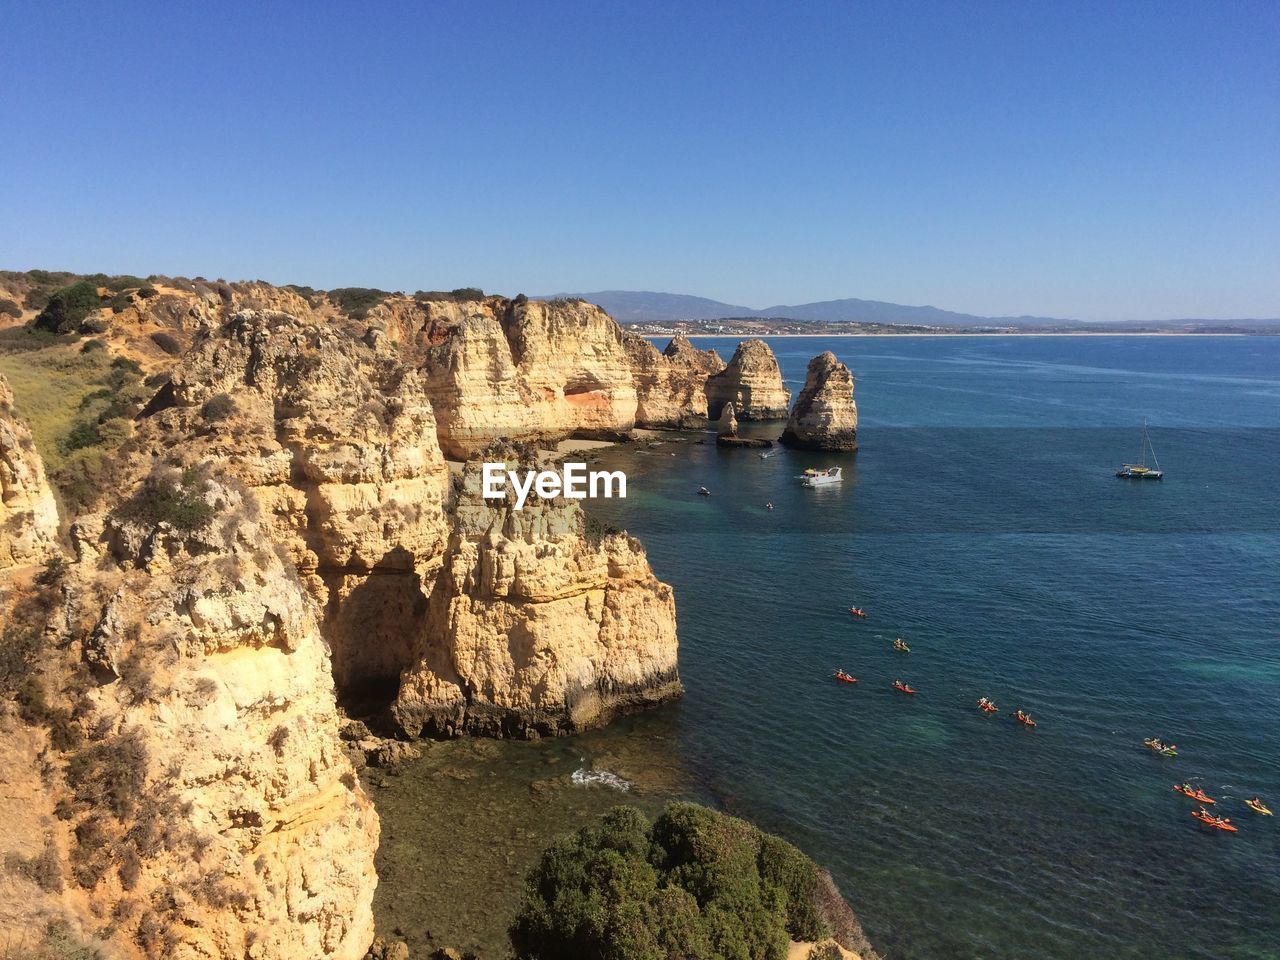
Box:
[650, 330, 1256, 338]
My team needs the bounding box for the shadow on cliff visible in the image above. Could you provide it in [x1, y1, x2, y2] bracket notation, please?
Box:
[321, 545, 429, 718]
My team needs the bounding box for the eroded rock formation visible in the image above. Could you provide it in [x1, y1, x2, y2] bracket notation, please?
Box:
[0, 374, 60, 568]
[780, 351, 859, 450]
[136, 310, 452, 696]
[705, 339, 791, 420]
[624, 333, 725, 427]
[394, 451, 680, 738]
[1, 281, 693, 959]
[414, 298, 638, 457]
[53, 473, 378, 960]
[717, 401, 738, 437]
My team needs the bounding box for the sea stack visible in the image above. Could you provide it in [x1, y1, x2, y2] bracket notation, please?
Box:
[779, 351, 859, 450]
[624, 333, 724, 427]
[717, 400, 738, 437]
[705, 339, 791, 420]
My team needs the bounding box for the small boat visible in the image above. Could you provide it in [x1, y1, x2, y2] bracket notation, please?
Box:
[697, 486, 710, 496]
[765, 502, 774, 511]
[1015, 710, 1037, 728]
[834, 670, 858, 684]
[759, 450, 775, 459]
[1191, 808, 1238, 832]
[1116, 420, 1163, 479]
[892, 638, 910, 652]
[1174, 783, 1215, 804]
[977, 698, 999, 713]
[798, 466, 843, 487]
[892, 680, 916, 695]
[1144, 737, 1178, 757]
[848, 607, 867, 619]
[1245, 797, 1272, 816]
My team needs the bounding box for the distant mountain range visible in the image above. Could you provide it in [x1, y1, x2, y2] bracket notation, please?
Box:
[536, 290, 1280, 329]
[537, 290, 1070, 327]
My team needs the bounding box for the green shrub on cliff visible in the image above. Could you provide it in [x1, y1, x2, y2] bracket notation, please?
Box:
[329, 287, 390, 320]
[510, 803, 829, 960]
[33, 282, 102, 335]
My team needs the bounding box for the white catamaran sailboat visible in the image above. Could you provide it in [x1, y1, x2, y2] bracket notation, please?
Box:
[1116, 421, 1163, 479]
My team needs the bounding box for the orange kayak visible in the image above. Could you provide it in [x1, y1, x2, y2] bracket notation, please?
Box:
[1015, 711, 1037, 727]
[834, 671, 858, 684]
[892, 681, 916, 695]
[1173, 784, 1215, 804]
[1192, 808, 1237, 832]
[978, 699, 999, 713]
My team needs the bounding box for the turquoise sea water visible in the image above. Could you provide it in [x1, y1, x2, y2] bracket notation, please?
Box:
[581, 336, 1280, 960]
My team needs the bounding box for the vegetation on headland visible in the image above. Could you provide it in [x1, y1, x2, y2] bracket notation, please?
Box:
[510, 803, 871, 960]
[0, 344, 150, 514]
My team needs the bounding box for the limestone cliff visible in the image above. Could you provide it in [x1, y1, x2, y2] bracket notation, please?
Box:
[780, 352, 859, 450]
[394, 452, 680, 738]
[0, 374, 60, 568]
[137, 309, 452, 696]
[1, 278, 692, 959]
[50, 473, 378, 960]
[705, 339, 791, 420]
[624, 333, 725, 427]
[412, 297, 639, 457]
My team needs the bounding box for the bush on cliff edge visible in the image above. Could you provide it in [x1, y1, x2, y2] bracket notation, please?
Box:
[510, 803, 831, 960]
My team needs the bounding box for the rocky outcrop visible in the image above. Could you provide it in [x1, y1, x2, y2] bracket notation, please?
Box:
[417, 298, 638, 458]
[55, 474, 378, 960]
[393, 452, 680, 739]
[705, 339, 791, 420]
[130, 310, 454, 696]
[0, 374, 60, 568]
[717, 401, 738, 437]
[780, 352, 858, 450]
[624, 334, 725, 427]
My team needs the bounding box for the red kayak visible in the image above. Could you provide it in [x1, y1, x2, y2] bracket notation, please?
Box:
[1192, 808, 1237, 832]
[1015, 710, 1037, 728]
[977, 699, 999, 713]
[1174, 783, 1215, 804]
[848, 607, 867, 619]
[834, 671, 858, 684]
[892, 680, 916, 695]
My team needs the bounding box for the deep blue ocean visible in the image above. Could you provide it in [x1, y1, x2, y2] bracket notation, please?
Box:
[584, 336, 1280, 960]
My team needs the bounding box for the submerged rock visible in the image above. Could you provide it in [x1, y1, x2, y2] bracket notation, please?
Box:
[780, 351, 858, 450]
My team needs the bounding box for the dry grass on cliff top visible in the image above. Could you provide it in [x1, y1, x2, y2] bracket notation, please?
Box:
[0, 346, 114, 470]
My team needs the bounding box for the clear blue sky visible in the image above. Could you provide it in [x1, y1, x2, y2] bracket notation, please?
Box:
[2, 1, 1277, 321]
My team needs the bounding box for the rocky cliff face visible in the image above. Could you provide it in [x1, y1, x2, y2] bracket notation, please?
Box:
[624, 333, 725, 427]
[1, 281, 690, 959]
[394, 452, 680, 739]
[53, 474, 378, 960]
[780, 351, 859, 450]
[0, 374, 60, 569]
[159, 310, 452, 696]
[705, 339, 791, 420]
[412, 298, 638, 457]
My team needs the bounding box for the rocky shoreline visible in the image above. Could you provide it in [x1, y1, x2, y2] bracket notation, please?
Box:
[0, 274, 866, 960]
